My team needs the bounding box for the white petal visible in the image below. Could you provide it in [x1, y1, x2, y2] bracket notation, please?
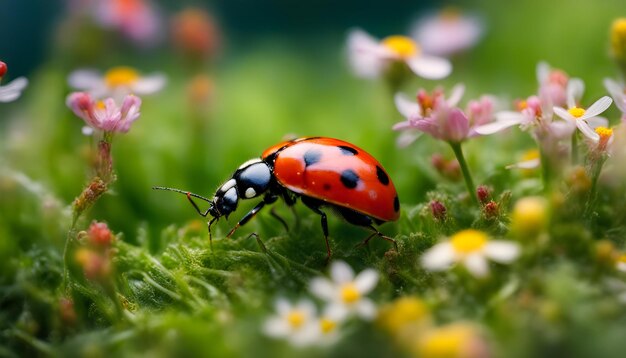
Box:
[576, 119, 599, 141]
[81, 126, 95, 136]
[447, 83, 465, 106]
[132, 73, 166, 94]
[295, 299, 317, 318]
[355, 299, 377, 320]
[553, 106, 575, 121]
[582, 96, 612, 119]
[604, 78, 626, 113]
[474, 116, 523, 135]
[506, 158, 540, 170]
[406, 55, 452, 79]
[421, 242, 456, 271]
[463, 254, 489, 278]
[290, 323, 320, 346]
[275, 298, 292, 315]
[330, 261, 354, 284]
[324, 303, 349, 322]
[354, 269, 379, 294]
[67, 69, 103, 90]
[309, 278, 336, 301]
[263, 317, 290, 337]
[536, 61, 550, 84]
[484, 241, 520, 263]
[395, 93, 421, 118]
[0, 77, 28, 102]
[586, 116, 608, 129]
[566, 78, 585, 108]
[0, 90, 23, 102]
[548, 121, 576, 139]
[396, 130, 422, 147]
[347, 29, 386, 78]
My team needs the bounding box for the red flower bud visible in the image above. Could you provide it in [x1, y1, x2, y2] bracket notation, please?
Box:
[483, 201, 499, 219]
[430, 200, 447, 221]
[476, 185, 490, 204]
[88, 221, 113, 247]
[0, 61, 7, 78]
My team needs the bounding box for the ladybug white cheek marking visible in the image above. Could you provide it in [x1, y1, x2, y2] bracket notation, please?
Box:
[220, 179, 236, 192]
[244, 187, 257, 198]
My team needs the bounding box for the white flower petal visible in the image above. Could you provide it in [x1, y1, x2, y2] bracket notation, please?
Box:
[447, 83, 465, 107]
[576, 119, 599, 141]
[355, 299, 377, 320]
[347, 29, 387, 79]
[548, 121, 576, 139]
[354, 269, 379, 294]
[81, 126, 95, 136]
[263, 317, 290, 337]
[406, 55, 452, 80]
[484, 241, 521, 263]
[553, 106, 575, 121]
[604, 78, 626, 113]
[67, 69, 103, 90]
[324, 303, 349, 322]
[586, 116, 608, 129]
[133, 73, 166, 94]
[463, 254, 489, 278]
[474, 116, 523, 135]
[566, 78, 585, 108]
[0, 77, 28, 102]
[310, 278, 336, 301]
[330, 261, 354, 284]
[396, 130, 422, 147]
[296, 299, 317, 318]
[275, 298, 292, 315]
[395, 93, 421, 118]
[421, 242, 456, 271]
[290, 322, 320, 346]
[536, 61, 550, 84]
[582, 96, 612, 120]
[506, 158, 540, 170]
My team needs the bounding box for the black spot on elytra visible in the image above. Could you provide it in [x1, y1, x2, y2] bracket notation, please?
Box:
[338, 145, 358, 156]
[303, 149, 322, 167]
[323, 183, 332, 191]
[340, 169, 360, 189]
[393, 195, 400, 212]
[376, 166, 389, 185]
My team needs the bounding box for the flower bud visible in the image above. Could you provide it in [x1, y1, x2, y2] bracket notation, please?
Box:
[0, 61, 7, 78]
[611, 18, 626, 72]
[483, 201, 498, 219]
[429, 200, 447, 221]
[88, 221, 113, 247]
[75, 248, 111, 281]
[476, 185, 490, 204]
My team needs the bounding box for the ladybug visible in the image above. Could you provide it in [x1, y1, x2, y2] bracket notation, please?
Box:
[154, 137, 400, 257]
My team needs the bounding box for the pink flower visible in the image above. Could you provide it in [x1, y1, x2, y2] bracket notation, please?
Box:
[410, 8, 484, 57]
[537, 61, 569, 107]
[393, 85, 494, 143]
[347, 29, 451, 80]
[67, 92, 142, 134]
[95, 0, 161, 46]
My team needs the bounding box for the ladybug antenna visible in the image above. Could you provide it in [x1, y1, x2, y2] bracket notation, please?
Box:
[152, 186, 212, 203]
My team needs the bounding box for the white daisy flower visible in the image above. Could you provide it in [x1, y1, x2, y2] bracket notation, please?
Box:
[421, 229, 520, 278]
[68, 66, 166, 99]
[347, 28, 451, 80]
[617, 254, 626, 272]
[263, 298, 320, 347]
[310, 261, 379, 320]
[604, 78, 626, 122]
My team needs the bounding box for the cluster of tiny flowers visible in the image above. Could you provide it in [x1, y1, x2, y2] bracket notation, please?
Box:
[263, 261, 379, 347]
[0, 61, 28, 103]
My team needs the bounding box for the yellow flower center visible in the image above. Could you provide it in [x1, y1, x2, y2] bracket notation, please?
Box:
[595, 126, 613, 140]
[320, 318, 337, 334]
[104, 66, 140, 88]
[567, 107, 586, 118]
[286, 311, 306, 329]
[522, 149, 540, 161]
[450, 229, 488, 254]
[381, 36, 420, 59]
[340, 283, 361, 304]
[95, 100, 106, 110]
[618, 254, 626, 264]
[377, 296, 429, 334]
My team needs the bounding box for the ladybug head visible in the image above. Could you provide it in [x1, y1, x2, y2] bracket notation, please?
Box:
[212, 158, 272, 217]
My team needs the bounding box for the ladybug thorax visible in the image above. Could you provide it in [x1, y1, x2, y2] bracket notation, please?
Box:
[212, 159, 272, 217]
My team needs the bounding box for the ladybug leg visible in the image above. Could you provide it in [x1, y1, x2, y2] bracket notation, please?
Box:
[301, 196, 332, 260]
[364, 225, 398, 251]
[269, 207, 289, 232]
[226, 195, 278, 238]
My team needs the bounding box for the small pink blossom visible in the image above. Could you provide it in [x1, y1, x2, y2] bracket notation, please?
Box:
[94, 0, 161, 46]
[410, 9, 484, 56]
[537, 61, 570, 108]
[67, 92, 142, 134]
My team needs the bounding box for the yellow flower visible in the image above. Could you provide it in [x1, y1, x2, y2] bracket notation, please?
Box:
[611, 18, 626, 64]
[377, 296, 430, 335]
[414, 323, 489, 358]
[510, 196, 548, 238]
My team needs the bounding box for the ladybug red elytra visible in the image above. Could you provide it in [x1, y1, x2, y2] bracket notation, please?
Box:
[154, 137, 400, 257]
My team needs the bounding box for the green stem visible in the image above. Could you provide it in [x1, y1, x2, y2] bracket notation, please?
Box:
[449, 142, 478, 204]
[584, 155, 607, 217]
[539, 147, 552, 193]
[571, 132, 579, 165]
